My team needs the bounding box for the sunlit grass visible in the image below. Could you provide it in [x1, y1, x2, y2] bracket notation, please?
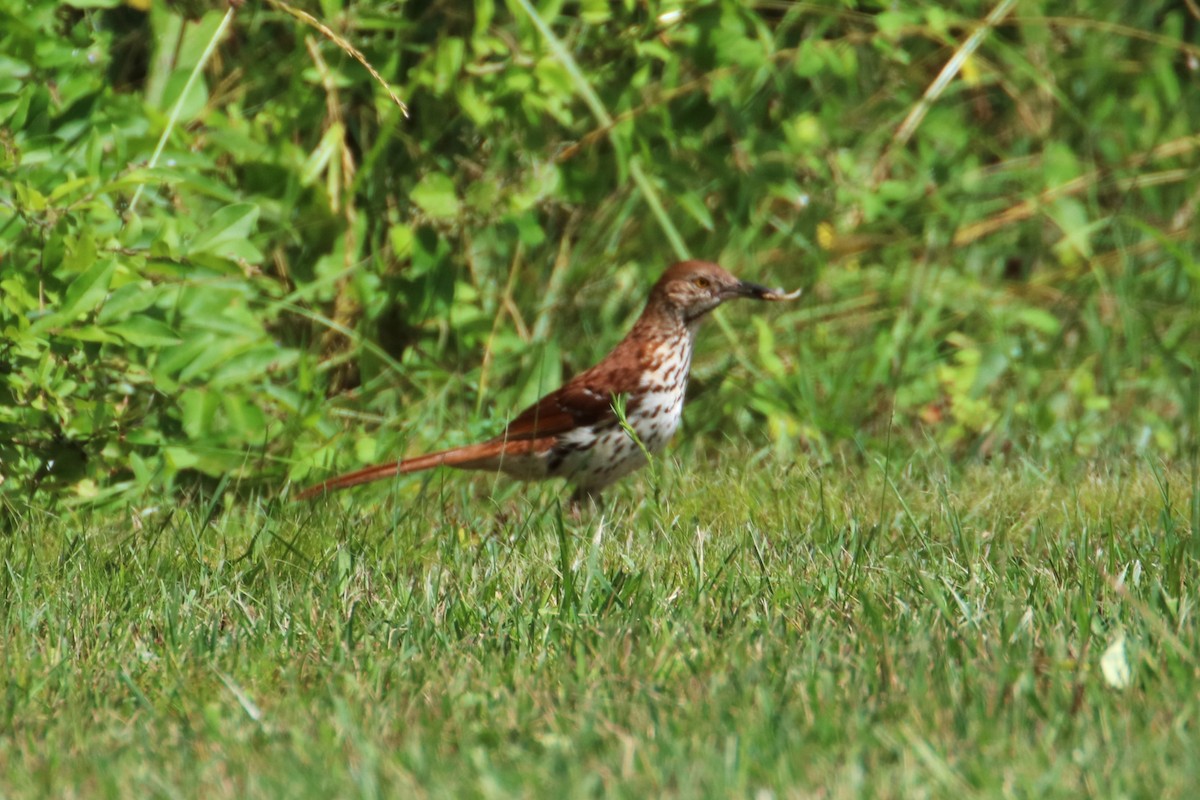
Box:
[2, 448, 1196, 796]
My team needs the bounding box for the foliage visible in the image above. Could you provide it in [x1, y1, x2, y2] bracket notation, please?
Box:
[1, 0, 1199, 504]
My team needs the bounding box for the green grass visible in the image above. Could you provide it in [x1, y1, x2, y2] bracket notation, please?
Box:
[2, 449, 1197, 797]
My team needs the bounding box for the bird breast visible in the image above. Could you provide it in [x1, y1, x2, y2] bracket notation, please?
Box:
[544, 332, 693, 491]
[628, 335, 692, 452]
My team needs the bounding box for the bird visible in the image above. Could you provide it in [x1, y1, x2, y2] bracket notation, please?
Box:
[294, 260, 802, 505]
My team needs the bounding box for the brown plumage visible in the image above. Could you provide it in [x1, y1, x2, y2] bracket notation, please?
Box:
[294, 260, 801, 503]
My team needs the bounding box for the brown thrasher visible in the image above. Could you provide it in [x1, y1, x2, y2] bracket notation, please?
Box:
[295, 260, 801, 504]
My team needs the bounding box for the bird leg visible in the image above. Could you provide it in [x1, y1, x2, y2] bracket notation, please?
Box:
[567, 486, 602, 518]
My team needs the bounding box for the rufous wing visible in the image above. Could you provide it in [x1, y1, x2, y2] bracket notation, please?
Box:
[495, 380, 621, 442]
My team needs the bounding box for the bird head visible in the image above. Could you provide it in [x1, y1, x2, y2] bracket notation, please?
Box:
[650, 260, 797, 324]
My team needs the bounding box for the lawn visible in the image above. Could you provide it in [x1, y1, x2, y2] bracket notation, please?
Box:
[2, 450, 1196, 797]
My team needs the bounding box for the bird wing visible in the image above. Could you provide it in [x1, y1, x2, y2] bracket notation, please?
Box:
[497, 351, 653, 442]
[495, 381, 620, 442]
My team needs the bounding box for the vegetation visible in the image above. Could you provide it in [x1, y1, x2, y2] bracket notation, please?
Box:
[3, 458, 1199, 796]
[1, 0, 1197, 795]
[3, 0, 1197, 499]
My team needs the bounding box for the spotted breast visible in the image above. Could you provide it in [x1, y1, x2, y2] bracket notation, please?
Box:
[546, 329, 694, 495]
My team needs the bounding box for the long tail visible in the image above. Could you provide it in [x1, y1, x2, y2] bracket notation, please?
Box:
[292, 440, 507, 501]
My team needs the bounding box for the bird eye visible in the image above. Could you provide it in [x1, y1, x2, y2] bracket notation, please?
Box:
[693, 277, 710, 289]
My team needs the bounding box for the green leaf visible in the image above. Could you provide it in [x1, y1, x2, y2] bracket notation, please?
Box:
[221, 393, 266, 438]
[753, 317, 786, 378]
[0, 278, 39, 314]
[1049, 197, 1096, 261]
[456, 83, 492, 124]
[534, 57, 573, 98]
[164, 446, 201, 471]
[793, 40, 824, 78]
[48, 176, 97, 204]
[389, 224, 414, 257]
[41, 257, 116, 328]
[579, 0, 610, 23]
[97, 282, 161, 324]
[13, 183, 47, 212]
[159, 68, 210, 121]
[0, 55, 31, 80]
[1042, 141, 1082, 187]
[411, 173, 460, 220]
[209, 346, 297, 386]
[180, 388, 218, 439]
[56, 325, 119, 343]
[875, 10, 911, 38]
[510, 213, 545, 246]
[676, 193, 714, 231]
[187, 203, 263, 261]
[433, 37, 464, 94]
[355, 435, 378, 464]
[108, 316, 183, 347]
[1015, 308, 1061, 336]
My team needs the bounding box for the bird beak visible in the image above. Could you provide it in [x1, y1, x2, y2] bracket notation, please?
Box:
[728, 280, 774, 300]
[728, 281, 803, 301]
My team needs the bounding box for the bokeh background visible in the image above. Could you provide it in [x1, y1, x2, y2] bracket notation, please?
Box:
[2, 0, 1198, 504]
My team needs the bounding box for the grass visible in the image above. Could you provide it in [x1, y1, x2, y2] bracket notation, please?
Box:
[1, 447, 1197, 797]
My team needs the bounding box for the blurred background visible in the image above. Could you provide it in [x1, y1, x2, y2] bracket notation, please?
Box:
[1, 0, 1198, 504]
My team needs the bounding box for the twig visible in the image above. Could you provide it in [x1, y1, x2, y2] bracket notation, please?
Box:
[263, 0, 408, 116]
